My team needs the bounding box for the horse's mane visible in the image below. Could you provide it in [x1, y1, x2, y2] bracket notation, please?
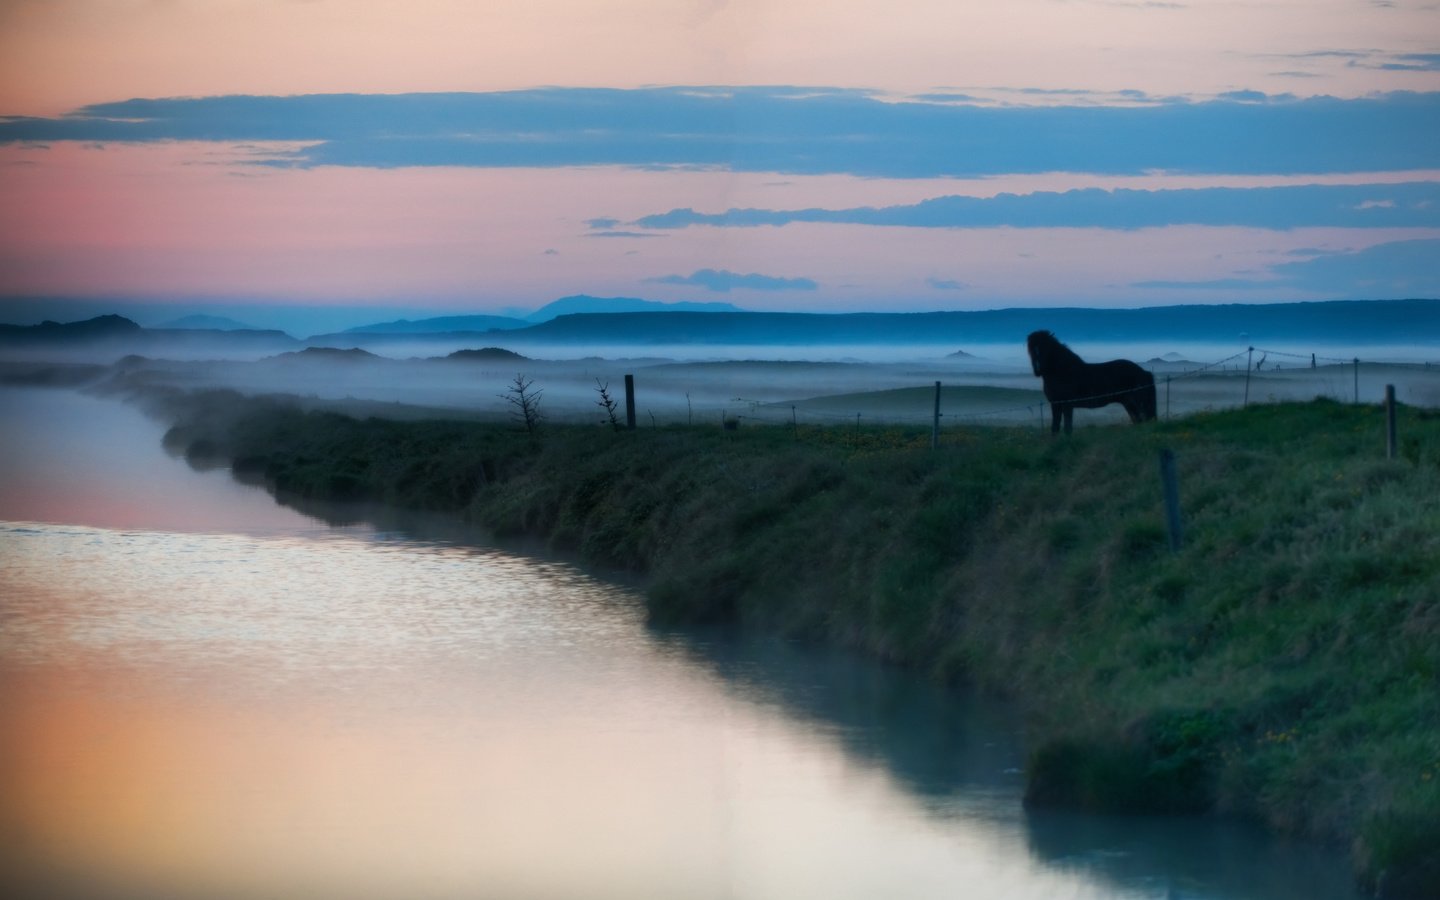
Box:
[1027, 329, 1085, 372]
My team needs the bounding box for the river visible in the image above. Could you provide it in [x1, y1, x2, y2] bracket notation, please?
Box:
[0, 387, 1364, 899]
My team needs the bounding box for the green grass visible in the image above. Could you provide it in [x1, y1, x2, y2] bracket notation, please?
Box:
[158, 390, 1440, 895]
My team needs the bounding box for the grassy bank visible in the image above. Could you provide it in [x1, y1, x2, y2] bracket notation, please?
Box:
[157, 388, 1439, 896]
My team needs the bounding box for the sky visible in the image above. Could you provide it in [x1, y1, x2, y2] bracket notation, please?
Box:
[1, 0, 1438, 332]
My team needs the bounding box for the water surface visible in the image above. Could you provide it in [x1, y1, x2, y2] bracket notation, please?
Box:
[0, 387, 1364, 899]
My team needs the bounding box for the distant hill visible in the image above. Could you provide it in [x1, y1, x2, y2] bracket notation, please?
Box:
[446, 347, 530, 362]
[339, 314, 528, 335]
[326, 297, 745, 339]
[269, 347, 382, 362]
[304, 329, 513, 349]
[5, 301, 1435, 362]
[158, 314, 255, 331]
[525, 295, 745, 322]
[506, 299, 1440, 347]
[0, 314, 142, 341]
[0, 314, 300, 359]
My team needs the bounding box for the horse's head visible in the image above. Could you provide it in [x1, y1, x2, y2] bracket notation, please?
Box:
[1026, 330, 1053, 377]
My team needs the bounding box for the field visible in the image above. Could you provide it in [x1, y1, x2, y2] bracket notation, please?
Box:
[80, 342, 1440, 431]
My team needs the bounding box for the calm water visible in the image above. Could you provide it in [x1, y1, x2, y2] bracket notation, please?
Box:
[0, 388, 1364, 899]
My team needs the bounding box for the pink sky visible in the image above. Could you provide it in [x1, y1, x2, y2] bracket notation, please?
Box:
[1, 0, 1437, 325]
[3, 0, 1435, 115]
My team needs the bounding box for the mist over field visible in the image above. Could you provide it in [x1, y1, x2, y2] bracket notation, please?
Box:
[6, 310, 1437, 430]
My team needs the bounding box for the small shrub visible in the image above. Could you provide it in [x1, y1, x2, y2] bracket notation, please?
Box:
[501, 373, 544, 435]
[595, 379, 622, 431]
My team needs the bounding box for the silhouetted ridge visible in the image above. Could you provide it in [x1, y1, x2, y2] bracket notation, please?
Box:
[339, 314, 527, 334]
[0, 314, 142, 340]
[526, 294, 743, 321]
[271, 347, 381, 362]
[446, 347, 530, 361]
[509, 300, 1440, 346]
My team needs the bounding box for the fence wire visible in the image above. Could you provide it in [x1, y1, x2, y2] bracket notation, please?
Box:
[653, 343, 1438, 436]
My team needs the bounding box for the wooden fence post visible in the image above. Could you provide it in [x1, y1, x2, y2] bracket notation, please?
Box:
[1386, 384, 1397, 460]
[624, 374, 636, 430]
[1159, 448, 1183, 552]
[932, 381, 941, 450]
[1353, 358, 1360, 404]
[1243, 347, 1253, 408]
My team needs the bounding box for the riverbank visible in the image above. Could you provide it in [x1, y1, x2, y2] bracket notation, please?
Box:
[151, 386, 1438, 896]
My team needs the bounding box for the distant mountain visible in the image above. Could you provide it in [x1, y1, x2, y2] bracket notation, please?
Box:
[526, 295, 744, 322]
[339, 314, 528, 335]
[5, 301, 1433, 364]
[304, 329, 512, 349]
[0, 314, 300, 359]
[505, 299, 1440, 347]
[158, 314, 255, 331]
[0, 314, 142, 341]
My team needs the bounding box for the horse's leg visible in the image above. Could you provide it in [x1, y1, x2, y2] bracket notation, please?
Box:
[1050, 404, 1062, 435]
[1063, 406, 1074, 435]
[1124, 396, 1142, 423]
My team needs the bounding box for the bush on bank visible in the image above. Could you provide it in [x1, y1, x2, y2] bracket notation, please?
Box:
[159, 390, 1440, 897]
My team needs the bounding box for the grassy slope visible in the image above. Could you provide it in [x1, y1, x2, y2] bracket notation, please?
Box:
[161, 391, 1439, 895]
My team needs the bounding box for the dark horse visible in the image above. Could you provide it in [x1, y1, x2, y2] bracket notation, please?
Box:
[1027, 330, 1157, 434]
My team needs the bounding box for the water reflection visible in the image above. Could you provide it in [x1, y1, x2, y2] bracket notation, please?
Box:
[653, 625, 1025, 803]
[0, 388, 331, 535]
[1025, 810, 1357, 900]
[0, 387, 1366, 899]
[0, 523, 1073, 900]
[657, 627, 1364, 900]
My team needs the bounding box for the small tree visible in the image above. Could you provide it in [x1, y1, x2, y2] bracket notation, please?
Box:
[595, 379, 622, 431]
[501, 373, 544, 435]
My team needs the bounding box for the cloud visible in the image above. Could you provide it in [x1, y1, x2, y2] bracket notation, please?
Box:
[585, 231, 665, 238]
[1271, 47, 1440, 73]
[2, 87, 1436, 177]
[1376, 53, 1440, 72]
[646, 269, 818, 292]
[926, 278, 968, 290]
[1134, 239, 1440, 297]
[630, 183, 1440, 231]
[911, 92, 987, 103]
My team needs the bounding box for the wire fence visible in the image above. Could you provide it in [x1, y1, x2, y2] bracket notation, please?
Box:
[599, 344, 1440, 437]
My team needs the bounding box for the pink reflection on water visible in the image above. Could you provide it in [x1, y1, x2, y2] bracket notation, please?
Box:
[0, 388, 317, 534]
